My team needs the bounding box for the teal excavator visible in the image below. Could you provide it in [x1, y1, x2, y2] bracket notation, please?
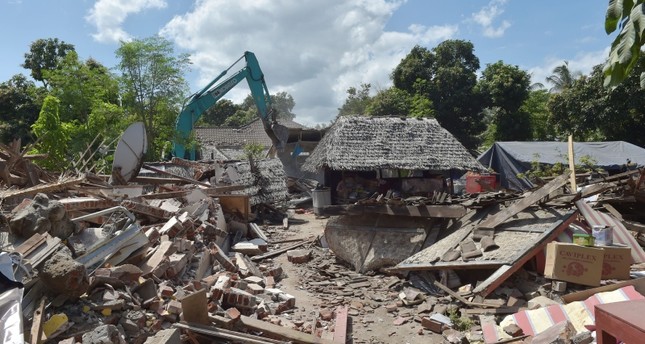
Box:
[173, 51, 289, 160]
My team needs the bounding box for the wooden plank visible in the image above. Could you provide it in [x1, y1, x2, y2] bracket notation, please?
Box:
[251, 240, 312, 262]
[473, 211, 577, 297]
[388, 261, 505, 272]
[218, 195, 250, 222]
[174, 322, 287, 344]
[240, 315, 335, 344]
[14, 233, 46, 257]
[333, 305, 348, 344]
[433, 280, 498, 308]
[180, 289, 210, 325]
[561, 277, 645, 304]
[603, 203, 645, 233]
[568, 135, 577, 192]
[143, 164, 211, 188]
[477, 173, 569, 230]
[29, 298, 46, 344]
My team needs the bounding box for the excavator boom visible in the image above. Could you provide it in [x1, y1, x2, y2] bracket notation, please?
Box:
[173, 51, 288, 160]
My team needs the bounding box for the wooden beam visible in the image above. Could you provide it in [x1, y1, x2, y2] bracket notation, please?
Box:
[250, 240, 312, 262]
[568, 135, 577, 192]
[561, 277, 645, 304]
[602, 203, 645, 233]
[29, 298, 46, 344]
[174, 322, 287, 344]
[240, 315, 335, 344]
[477, 173, 569, 230]
[432, 280, 499, 308]
[388, 260, 505, 272]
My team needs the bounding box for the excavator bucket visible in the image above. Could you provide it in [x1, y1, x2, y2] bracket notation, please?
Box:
[268, 122, 290, 151]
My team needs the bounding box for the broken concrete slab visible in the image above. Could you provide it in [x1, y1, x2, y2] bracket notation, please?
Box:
[39, 248, 88, 298]
[324, 214, 428, 272]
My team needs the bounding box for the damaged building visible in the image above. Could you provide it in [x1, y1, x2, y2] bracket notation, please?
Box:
[2, 117, 645, 344]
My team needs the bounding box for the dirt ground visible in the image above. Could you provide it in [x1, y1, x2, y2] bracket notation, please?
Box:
[270, 211, 447, 344]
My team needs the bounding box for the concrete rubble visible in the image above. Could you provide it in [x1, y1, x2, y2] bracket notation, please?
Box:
[1, 148, 645, 344]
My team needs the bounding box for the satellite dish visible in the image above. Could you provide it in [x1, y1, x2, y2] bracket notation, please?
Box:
[110, 122, 147, 185]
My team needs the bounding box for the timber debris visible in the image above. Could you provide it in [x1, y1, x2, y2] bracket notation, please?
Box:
[2, 137, 645, 344]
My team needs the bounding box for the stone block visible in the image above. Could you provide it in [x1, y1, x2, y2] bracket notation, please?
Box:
[287, 249, 312, 264]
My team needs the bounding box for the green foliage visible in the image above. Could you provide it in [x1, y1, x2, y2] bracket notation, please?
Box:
[116, 36, 190, 160]
[199, 99, 240, 126]
[521, 89, 555, 140]
[270, 91, 296, 120]
[477, 61, 533, 143]
[337, 83, 372, 117]
[447, 308, 474, 331]
[548, 58, 645, 146]
[44, 51, 120, 123]
[517, 154, 600, 183]
[0, 74, 44, 144]
[546, 61, 582, 92]
[604, 0, 645, 88]
[31, 96, 70, 170]
[390, 41, 485, 150]
[243, 142, 265, 160]
[366, 87, 411, 117]
[22, 38, 75, 88]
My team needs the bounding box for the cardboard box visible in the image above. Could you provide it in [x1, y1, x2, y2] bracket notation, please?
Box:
[544, 242, 604, 286]
[600, 245, 632, 280]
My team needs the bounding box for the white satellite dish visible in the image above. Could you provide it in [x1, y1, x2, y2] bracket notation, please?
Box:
[110, 122, 147, 184]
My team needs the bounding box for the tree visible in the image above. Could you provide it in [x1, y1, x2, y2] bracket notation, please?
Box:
[431, 40, 485, 150]
[391, 45, 434, 94]
[31, 96, 71, 170]
[477, 61, 533, 144]
[0, 74, 44, 144]
[548, 58, 645, 146]
[22, 38, 75, 88]
[44, 52, 119, 124]
[337, 83, 372, 117]
[604, 0, 645, 87]
[392, 41, 486, 151]
[116, 36, 190, 159]
[199, 99, 240, 126]
[546, 61, 582, 92]
[270, 91, 296, 120]
[365, 87, 433, 118]
[521, 89, 554, 140]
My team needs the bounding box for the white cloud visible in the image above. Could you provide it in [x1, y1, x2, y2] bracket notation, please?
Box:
[472, 0, 510, 38]
[86, 0, 167, 43]
[528, 47, 610, 86]
[160, 0, 457, 126]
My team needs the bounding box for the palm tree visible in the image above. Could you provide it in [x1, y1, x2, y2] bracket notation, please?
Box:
[546, 61, 582, 92]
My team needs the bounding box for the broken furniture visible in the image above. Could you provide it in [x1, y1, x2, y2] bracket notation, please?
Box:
[595, 299, 645, 344]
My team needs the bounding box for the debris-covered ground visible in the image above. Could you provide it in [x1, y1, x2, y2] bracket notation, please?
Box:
[2, 148, 645, 343]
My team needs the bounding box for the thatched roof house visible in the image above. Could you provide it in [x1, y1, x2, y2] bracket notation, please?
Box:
[302, 116, 483, 172]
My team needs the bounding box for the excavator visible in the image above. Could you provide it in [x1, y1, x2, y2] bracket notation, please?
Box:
[172, 51, 289, 160]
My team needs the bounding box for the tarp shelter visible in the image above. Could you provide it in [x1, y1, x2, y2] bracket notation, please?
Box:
[478, 141, 645, 190]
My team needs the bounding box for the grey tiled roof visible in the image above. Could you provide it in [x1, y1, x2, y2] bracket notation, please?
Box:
[195, 118, 305, 147]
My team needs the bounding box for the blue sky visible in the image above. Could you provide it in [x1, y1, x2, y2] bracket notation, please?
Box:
[0, 0, 614, 125]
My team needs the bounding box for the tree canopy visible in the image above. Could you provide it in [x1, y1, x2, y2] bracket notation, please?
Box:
[22, 38, 75, 88]
[116, 36, 191, 160]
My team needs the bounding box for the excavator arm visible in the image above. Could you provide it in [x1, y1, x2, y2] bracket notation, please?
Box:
[173, 51, 288, 160]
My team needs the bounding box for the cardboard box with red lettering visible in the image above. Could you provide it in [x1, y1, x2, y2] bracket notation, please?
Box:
[599, 245, 632, 280]
[544, 242, 604, 286]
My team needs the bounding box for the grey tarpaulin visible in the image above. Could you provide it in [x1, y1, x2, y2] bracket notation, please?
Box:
[478, 141, 645, 190]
